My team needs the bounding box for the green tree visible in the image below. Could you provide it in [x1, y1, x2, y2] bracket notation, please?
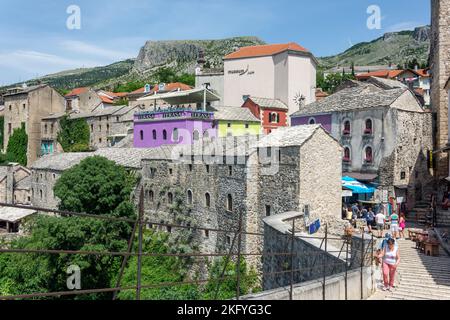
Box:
[6, 125, 28, 166]
[116, 230, 200, 300]
[0, 157, 137, 299]
[114, 81, 145, 93]
[57, 115, 90, 152]
[201, 257, 259, 300]
[317, 71, 356, 94]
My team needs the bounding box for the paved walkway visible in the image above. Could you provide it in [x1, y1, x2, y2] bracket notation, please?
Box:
[369, 238, 450, 300]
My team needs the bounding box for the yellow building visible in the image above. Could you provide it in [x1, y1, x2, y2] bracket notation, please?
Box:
[213, 106, 261, 137]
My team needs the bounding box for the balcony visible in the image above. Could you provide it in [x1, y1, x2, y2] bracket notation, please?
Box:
[134, 108, 214, 123]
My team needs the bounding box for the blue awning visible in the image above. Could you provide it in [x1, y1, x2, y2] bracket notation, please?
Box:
[342, 176, 375, 194]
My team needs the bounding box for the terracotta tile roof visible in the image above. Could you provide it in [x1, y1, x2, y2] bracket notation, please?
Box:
[315, 88, 329, 98]
[100, 95, 114, 104]
[131, 87, 146, 94]
[415, 69, 430, 78]
[65, 87, 89, 97]
[357, 68, 431, 81]
[113, 92, 129, 97]
[152, 82, 193, 93]
[224, 42, 309, 60]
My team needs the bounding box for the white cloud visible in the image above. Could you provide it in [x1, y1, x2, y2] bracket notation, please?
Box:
[60, 40, 135, 61]
[384, 21, 422, 33]
[0, 50, 101, 75]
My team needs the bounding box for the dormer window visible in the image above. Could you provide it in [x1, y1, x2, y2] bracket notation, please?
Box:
[308, 117, 316, 125]
[364, 119, 373, 135]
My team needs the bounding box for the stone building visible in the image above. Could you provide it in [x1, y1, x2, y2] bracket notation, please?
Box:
[2, 85, 65, 165]
[431, 0, 450, 180]
[0, 164, 32, 205]
[356, 68, 431, 107]
[30, 148, 160, 209]
[291, 78, 433, 210]
[139, 125, 343, 269]
[40, 112, 67, 156]
[64, 87, 102, 113]
[70, 105, 139, 149]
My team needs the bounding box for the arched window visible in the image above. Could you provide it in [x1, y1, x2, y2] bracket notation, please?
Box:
[140, 130, 144, 141]
[343, 147, 351, 162]
[227, 194, 233, 212]
[343, 120, 351, 135]
[365, 146, 373, 163]
[308, 117, 316, 125]
[168, 192, 173, 204]
[270, 113, 278, 123]
[152, 130, 157, 140]
[148, 190, 154, 202]
[163, 130, 167, 140]
[172, 128, 179, 142]
[205, 193, 211, 208]
[193, 130, 200, 141]
[365, 119, 373, 135]
[187, 190, 193, 205]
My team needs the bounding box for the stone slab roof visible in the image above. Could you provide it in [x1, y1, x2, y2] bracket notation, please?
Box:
[212, 106, 260, 122]
[15, 175, 31, 190]
[70, 105, 130, 119]
[291, 81, 419, 117]
[0, 206, 37, 223]
[31, 147, 179, 171]
[3, 84, 48, 97]
[0, 166, 8, 181]
[42, 112, 68, 120]
[31, 153, 92, 171]
[249, 97, 289, 110]
[257, 125, 325, 148]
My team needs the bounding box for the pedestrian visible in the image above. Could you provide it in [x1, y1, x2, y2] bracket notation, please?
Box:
[367, 207, 375, 233]
[390, 211, 400, 240]
[399, 213, 406, 239]
[351, 203, 360, 220]
[375, 210, 386, 238]
[346, 206, 353, 221]
[378, 238, 400, 291]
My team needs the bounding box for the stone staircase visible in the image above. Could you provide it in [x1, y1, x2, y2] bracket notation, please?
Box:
[372, 239, 450, 300]
[408, 201, 430, 225]
[436, 209, 450, 227]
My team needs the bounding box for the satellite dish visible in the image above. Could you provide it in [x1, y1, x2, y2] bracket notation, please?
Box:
[144, 84, 151, 93]
[158, 83, 166, 92]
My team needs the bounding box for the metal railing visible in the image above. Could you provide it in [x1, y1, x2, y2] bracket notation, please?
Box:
[0, 189, 376, 300]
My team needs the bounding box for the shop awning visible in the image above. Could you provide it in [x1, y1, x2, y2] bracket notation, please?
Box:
[344, 172, 378, 182]
[342, 176, 375, 194]
[137, 88, 221, 104]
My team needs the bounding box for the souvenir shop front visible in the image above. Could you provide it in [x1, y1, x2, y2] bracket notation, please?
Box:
[342, 176, 376, 205]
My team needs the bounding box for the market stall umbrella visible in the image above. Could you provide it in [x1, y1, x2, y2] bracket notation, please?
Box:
[342, 176, 375, 194]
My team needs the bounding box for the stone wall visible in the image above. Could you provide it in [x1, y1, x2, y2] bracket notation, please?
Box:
[431, 0, 450, 178]
[376, 109, 434, 208]
[31, 169, 61, 209]
[260, 212, 374, 292]
[3, 86, 65, 166]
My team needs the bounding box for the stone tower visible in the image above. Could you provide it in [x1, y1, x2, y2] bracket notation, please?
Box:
[430, 0, 450, 179]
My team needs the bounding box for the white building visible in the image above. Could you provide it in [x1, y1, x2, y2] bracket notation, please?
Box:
[223, 43, 318, 118]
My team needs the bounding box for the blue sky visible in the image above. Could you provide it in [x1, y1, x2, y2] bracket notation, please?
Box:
[0, 0, 430, 85]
